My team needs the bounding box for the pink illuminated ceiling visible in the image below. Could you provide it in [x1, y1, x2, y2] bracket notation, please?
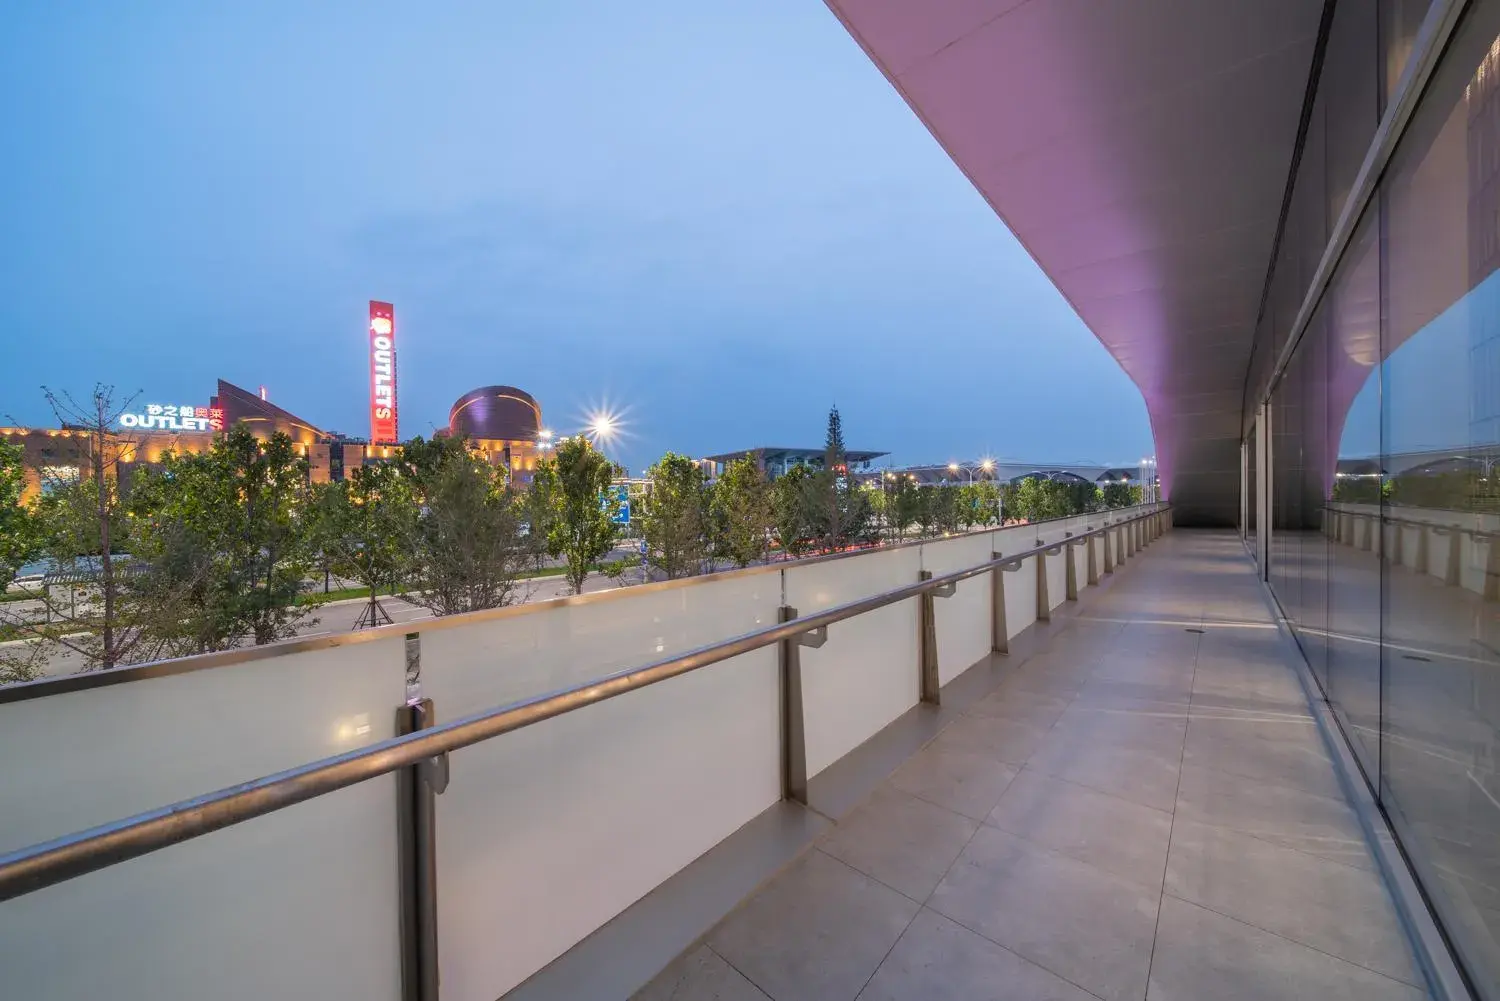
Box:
[826, 0, 1324, 524]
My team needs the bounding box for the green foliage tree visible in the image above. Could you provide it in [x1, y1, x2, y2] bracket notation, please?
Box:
[0, 440, 46, 683]
[971, 480, 1002, 527]
[641, 452, 709, 579]
[809, 406, 873, 551]
[401, 443, 528, 615]
[710, 456, 773, 568]
[1012, 477, 1069, 523]
[1100, 481, 1135, 509]
[914, 485, 939, 537]
[932, 485, 962, 534]
[772, 465, 817, 559]
[1063, 480, 1101, 515]
[131, 426, 315, 648]
[0, 439, 36, 591]
[310, 464, 419, 626]
[956, 484, 982, 530]
[20, 386, 152, 669]
[533, 436, 617, 594]
[891, 476, 921, 539]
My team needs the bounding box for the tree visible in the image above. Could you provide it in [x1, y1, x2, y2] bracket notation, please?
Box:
[1063, 480, 1101, 515]
[130, 427, 315, 648]
[1012, 476, 1070, 523]
[709, 456, 772, 568]
[0, 439, 36, 591]
[914, 486, 939, 537]
[641, 453, 708, 580]
[956, 484, 982, 530]
[972, 480, 1002, 527]
[401, 444, 528, 615]
[932, 485, 962, 534]
[772, 465, 817, 559]
[17, 386, 153, 669]
[810, 406, 873, 551]
[891, 476, 920, 540]
[1101, 481, 1134, 509]
[311, 464, 419, 628]
[0, 440, 46, 684]
[533, 436, 617, 595]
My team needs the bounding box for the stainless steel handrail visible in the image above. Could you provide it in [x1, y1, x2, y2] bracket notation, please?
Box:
[0, 505, 1167, 901]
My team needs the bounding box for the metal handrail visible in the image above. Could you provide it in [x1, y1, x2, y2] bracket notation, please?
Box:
[0, 506, 1167, 902]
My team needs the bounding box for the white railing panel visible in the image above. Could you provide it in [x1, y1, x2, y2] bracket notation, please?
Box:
[787, 546, 923, 776]
[1046, 545, 1068, 612]
[418, 572, 780, 711]
[922, 532, 997, 684]
[0, 639, 408, 1001]
[1002, 554, 1039, 639]
[419, 574, 781, 1001]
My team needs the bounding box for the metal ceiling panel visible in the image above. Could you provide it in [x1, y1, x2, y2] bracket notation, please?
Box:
[827, 0, 1325, 524]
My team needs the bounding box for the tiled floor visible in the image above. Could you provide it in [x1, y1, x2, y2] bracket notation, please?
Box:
[635, 532, 1430, 1001]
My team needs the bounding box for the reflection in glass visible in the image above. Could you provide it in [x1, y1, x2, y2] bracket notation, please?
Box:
[1265, 4, 1500, 992]
[1381, 7, 1500, 991]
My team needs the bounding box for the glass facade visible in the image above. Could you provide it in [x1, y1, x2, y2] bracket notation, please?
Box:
[1262, 2, 1500, 993]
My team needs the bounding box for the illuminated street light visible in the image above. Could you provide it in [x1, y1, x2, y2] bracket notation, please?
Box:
[948, 462, 975, 485]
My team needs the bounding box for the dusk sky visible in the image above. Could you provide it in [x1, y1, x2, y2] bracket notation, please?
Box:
[0, 1, 1154, 473]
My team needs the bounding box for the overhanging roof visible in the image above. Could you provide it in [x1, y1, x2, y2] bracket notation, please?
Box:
[703, 446, 888, 464]
[825, 0, 1324, 524]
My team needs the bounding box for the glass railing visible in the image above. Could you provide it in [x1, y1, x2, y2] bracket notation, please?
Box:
[0, 505, 1168, 1001]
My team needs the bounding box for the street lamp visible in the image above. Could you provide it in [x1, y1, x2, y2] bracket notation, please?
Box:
[948, 462, 975, 485]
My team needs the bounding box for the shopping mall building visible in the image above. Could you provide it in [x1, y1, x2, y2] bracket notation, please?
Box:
[0, 380, 547, 502]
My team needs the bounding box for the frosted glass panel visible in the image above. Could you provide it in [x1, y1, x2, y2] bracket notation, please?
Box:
[1045, 548, 1068, 612]
[421, 574, 781, 1000]
[0, 638, 409, 1001]
[922, 533, 997, 683]
[787, 546, 923, 776]
[1002, 554, 1039, 638]
[419, 571, 780, 712]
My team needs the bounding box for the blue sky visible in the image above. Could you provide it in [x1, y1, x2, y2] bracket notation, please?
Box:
[0, 0, 1152, 473]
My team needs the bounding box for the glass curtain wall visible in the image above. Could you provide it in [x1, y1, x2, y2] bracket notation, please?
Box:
[1265, 0, 1500, 994]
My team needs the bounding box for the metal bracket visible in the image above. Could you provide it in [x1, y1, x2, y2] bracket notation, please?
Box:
[931, 581, 957, 598]
[422, 750, 450, 795]
[796, 625, 828, 649]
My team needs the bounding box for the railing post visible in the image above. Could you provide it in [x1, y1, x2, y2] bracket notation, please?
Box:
[395, 697, 445, 1001]
[1391, 518, 1405, 567]
[1064, 533, 1079, 600]
[1086, 530, 1099, 585]
[777, 606, 808, 804]
[1445, 527, 1463, 587]
[1360, 513, 1374, 552]
[1418, 524, 1433, 577]
[1103, 523, 1115, 574]
[1035, 544, 1051, 622]
[990, 554, 1010, 655]
[917, 572, 941, 704]
[1484, 533, 1500, 602]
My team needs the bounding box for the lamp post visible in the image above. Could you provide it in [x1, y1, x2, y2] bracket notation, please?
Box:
[948, 462, 975, 485]
[979, 459, 1001, 524]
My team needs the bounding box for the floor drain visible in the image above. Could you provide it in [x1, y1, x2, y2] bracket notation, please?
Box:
[1185, 628, 1205, 634]
[1403, 654, 1431, 663]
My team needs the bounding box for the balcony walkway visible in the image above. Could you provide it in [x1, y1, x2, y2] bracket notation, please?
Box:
[633, 532, 1428, 1001]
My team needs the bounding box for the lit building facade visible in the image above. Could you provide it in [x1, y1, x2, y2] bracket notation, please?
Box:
[1, 378, 552, 502]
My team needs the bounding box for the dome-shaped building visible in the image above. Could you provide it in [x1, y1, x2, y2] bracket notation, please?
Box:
[448, 385, 542, 441]
[446, 385, 545, 483]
